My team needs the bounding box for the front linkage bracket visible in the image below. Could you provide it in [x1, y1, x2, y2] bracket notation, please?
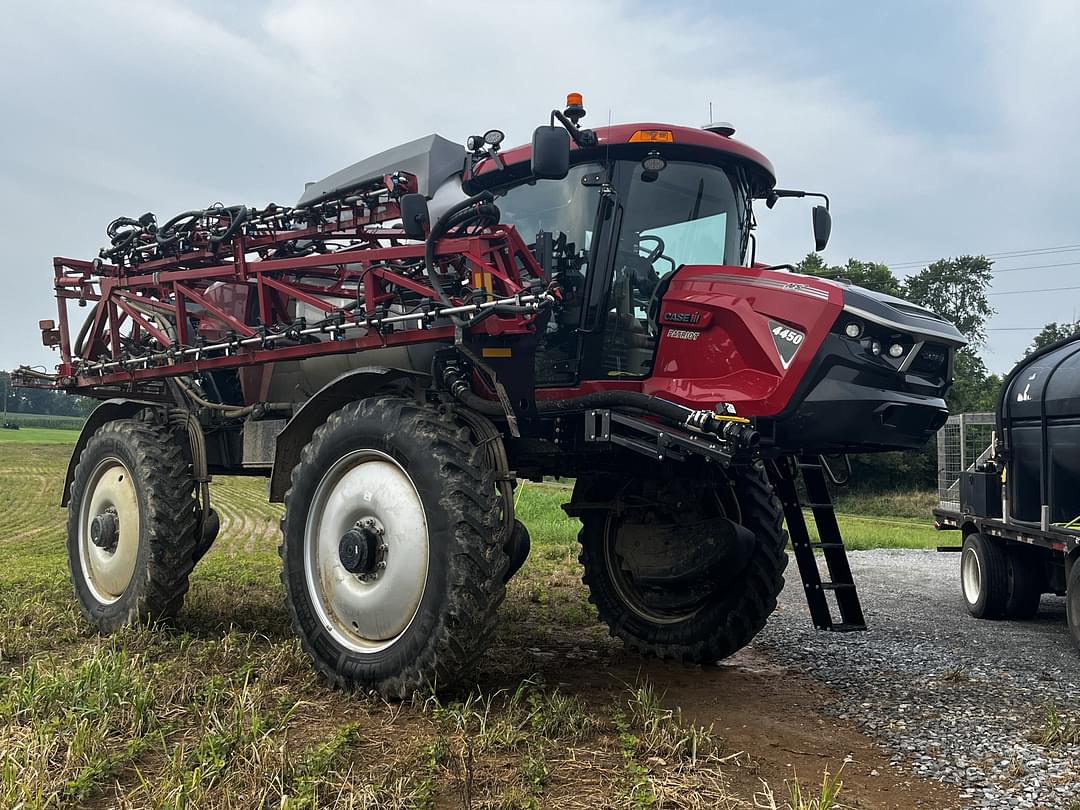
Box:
[583, 409, 735, 466]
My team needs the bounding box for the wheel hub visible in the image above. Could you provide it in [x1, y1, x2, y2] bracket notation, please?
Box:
[338, 517, 387, 579]
[79, 457, 140, 604]
[90, 508, 119, 552]
[305, 449, 429, 652]
[604, 478, 743, 624]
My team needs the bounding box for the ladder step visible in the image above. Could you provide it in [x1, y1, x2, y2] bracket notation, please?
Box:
[767, 456, 867, 634]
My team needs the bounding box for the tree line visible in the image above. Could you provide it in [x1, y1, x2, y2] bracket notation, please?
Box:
[0, 370, 92, 418]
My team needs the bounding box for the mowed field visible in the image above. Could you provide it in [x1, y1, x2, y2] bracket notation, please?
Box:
[0, 428, 944, 809]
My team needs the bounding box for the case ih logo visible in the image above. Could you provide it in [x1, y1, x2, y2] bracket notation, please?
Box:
[663, 311, 702, 324]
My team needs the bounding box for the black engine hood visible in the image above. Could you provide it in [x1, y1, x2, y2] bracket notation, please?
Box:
[838, 283, 967, 347]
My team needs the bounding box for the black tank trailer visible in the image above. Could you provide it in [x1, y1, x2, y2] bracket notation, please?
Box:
[934, 335, 1080, 652]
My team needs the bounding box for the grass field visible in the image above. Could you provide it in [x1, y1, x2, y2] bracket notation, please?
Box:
[0, 431, 940, 808]
[1, 411, 87, 430]
[0, 425, 85, 444]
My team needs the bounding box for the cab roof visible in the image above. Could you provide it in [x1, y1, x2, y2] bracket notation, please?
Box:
[476, 122, 776, 188]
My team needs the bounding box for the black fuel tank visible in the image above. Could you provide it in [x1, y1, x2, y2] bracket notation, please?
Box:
[1001, 336, 1080, 524]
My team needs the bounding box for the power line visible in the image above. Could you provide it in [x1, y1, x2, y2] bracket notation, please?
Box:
[991, 261, 1080, 274]
[888, 243, 1080, 269]
[989, 285, 1080, 298]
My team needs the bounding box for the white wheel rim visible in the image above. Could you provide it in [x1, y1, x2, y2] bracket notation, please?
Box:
[78, 457, 141, 604]
[962, 546, 982, 605]
[304, 449, 429, 653]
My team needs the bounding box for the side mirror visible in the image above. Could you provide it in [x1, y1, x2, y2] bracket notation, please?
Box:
[531, 125, 570, 180]
[400, 193, 429, 239]
[812, 205, 831, 252]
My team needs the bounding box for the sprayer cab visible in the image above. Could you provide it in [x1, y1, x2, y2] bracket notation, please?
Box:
[461, 99, 966, 455]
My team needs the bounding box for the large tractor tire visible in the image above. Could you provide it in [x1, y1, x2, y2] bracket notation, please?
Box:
[576, 462, 788, 664]
[67, 419, 198, 632]
[279, 398, 507, 698]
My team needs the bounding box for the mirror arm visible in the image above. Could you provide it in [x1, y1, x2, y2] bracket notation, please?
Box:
[550, 109, 598, 148]
[768, 188, 830, 210]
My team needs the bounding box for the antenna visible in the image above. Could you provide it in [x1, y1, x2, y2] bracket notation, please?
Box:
[709, 100, 713, 122]
[604, 107, 613, 171]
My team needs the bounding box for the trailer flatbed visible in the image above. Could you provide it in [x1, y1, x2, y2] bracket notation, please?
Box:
[933, 507, 1079, 557]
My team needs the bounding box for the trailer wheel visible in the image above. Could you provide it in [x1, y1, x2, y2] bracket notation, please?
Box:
[1067, 558, 1080, 654]
[279, 398, 505, 698]
[961, 533, 1009, 619]
[1004, 550, 1043, 620]
[577, 462, 787, 664]
[66, 419, 197, 632]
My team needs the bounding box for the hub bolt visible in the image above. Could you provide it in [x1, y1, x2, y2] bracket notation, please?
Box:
[90, 508, 119, 552]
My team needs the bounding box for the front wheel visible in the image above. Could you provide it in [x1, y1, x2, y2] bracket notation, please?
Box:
[576, 462, 788, 664]
[279, 398, 506, 698]
[66, 418, 197, 632]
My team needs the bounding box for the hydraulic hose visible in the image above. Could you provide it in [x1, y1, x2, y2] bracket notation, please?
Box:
[424, 190, 496, 313]
[442, 365, 758, 448]
[173, 376, 292, 420]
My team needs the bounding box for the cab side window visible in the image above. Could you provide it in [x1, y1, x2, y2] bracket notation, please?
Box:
[497, 164, 603, 385]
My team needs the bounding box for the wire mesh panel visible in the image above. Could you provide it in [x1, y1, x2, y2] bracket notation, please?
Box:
[937, 412, 995, 510]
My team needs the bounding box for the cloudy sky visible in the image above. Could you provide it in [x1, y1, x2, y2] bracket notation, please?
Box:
[2, 0, 1078, 375]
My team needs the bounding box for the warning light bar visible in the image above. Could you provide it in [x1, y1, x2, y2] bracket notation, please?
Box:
[628, 130, 674, 143]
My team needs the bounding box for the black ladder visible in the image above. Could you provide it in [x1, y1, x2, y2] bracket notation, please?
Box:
[768, 455, 866, 632]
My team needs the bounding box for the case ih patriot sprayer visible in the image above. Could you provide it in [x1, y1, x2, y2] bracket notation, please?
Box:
[16, 96, 965, 696]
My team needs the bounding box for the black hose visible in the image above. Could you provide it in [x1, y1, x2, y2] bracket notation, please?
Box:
[156, 210, 205, 247]
[208, 205, 249, 244]
[445, 367, 758, 450]
[424, 191, 496, 311]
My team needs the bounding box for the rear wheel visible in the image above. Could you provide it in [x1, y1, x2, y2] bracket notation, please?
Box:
[577, 462, 787, 663]
[1067, 558, 1080, 654]
[961, 533, 1009, 619]
[279, 398, 506, 698]
[1004, 549, 1043, 620]
[66, 419, 197, 632]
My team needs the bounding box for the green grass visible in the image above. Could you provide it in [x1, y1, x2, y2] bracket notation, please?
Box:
[0, 435, 927, 807]
[814, 511, 940, 550]
[832, 488, 939, 521]
[0, 426, 85, 444]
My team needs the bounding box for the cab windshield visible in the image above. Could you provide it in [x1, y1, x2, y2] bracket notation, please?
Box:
[620, 160, 747, 271]
[497, 158, 749, 274]
[494, 156, 751, 381]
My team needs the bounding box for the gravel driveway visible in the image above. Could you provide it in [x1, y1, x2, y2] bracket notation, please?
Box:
[755, 548, 1079, 810]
